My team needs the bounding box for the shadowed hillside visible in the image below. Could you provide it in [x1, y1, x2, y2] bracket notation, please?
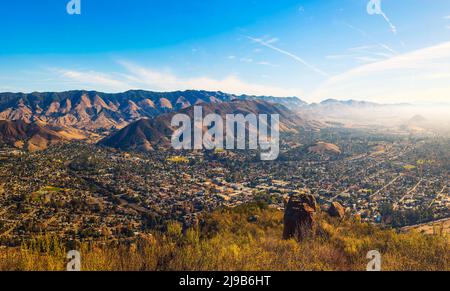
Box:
[0, 90, 305, 132]
[99, 100, 320, 152]
[0, 120, 66, 151]
[0, 202, 447, 271]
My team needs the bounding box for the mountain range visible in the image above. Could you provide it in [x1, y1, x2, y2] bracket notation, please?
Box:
[0, 89, 426, 151]
[99, 99, 318, 152]
[0, 90, 305, 132]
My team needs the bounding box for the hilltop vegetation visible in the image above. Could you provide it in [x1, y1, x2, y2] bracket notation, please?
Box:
[0, 202, 447, 271]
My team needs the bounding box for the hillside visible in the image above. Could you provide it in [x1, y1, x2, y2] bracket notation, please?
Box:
[0, 120, 89, 151]
[99, 99, 317, 152]
[0, 90, 306, 132]
[408, 114, 428, 125]
[0, 120, 67, 151]
[0, 202, 447, 271]
[308, 142, 342, 155]
[98, 118, 170, 151]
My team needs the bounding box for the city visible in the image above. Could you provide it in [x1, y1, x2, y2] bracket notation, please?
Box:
[0, 0, 449, 274]
[0, 126, 448, 245]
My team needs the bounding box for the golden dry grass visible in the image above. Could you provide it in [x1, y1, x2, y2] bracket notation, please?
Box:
[0, 204, 448, 271]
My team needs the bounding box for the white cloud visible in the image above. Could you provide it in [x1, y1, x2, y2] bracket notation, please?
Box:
[326, 54, 356, 60]
[120, 61, 301, 96]
[312, 41, 450, 103]
[330, 41, 450, 82]
[256, 61, 278, 67]
[326, 45, 393, 64]
[57, 61, 302, 97]
[354, 56, 382, 63]
[0, 86, 15, 92]
[57, 69, 131, 91]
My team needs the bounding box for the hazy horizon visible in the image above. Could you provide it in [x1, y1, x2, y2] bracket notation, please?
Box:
[1, 88, 450, 108]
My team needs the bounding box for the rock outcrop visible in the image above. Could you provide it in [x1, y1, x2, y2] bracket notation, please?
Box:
[328, 202, 345, 219]
[283, 194, 317, 241]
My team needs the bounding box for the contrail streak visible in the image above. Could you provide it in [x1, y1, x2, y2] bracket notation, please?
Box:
[346, 23, 397, 55]
[246, 36, 329, 77]
[380, 11, 397, 34]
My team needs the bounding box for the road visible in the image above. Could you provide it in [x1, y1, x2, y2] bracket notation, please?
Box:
[0, 209, 37, 238]
[394, 178, 423, 210]
[428, 186, 447, 209]
[370, 174, 402, 198]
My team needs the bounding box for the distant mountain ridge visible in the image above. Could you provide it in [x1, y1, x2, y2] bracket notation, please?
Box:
[236, 95, 307, 107]
[314, 98, 412, 107]
[297, 98, 416, 125]
[0, 90, 307, 132]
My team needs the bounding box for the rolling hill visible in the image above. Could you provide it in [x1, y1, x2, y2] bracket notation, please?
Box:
[0, 120, 66, 151]
[99, 99, 317, 152]
[307, 141, 342, 155]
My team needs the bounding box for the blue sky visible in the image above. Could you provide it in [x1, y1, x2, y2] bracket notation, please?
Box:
[1, 0, 450, 103]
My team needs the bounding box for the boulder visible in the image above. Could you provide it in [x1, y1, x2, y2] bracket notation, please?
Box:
[283, 194, 317, 240]
[328, 202, 345, 219]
